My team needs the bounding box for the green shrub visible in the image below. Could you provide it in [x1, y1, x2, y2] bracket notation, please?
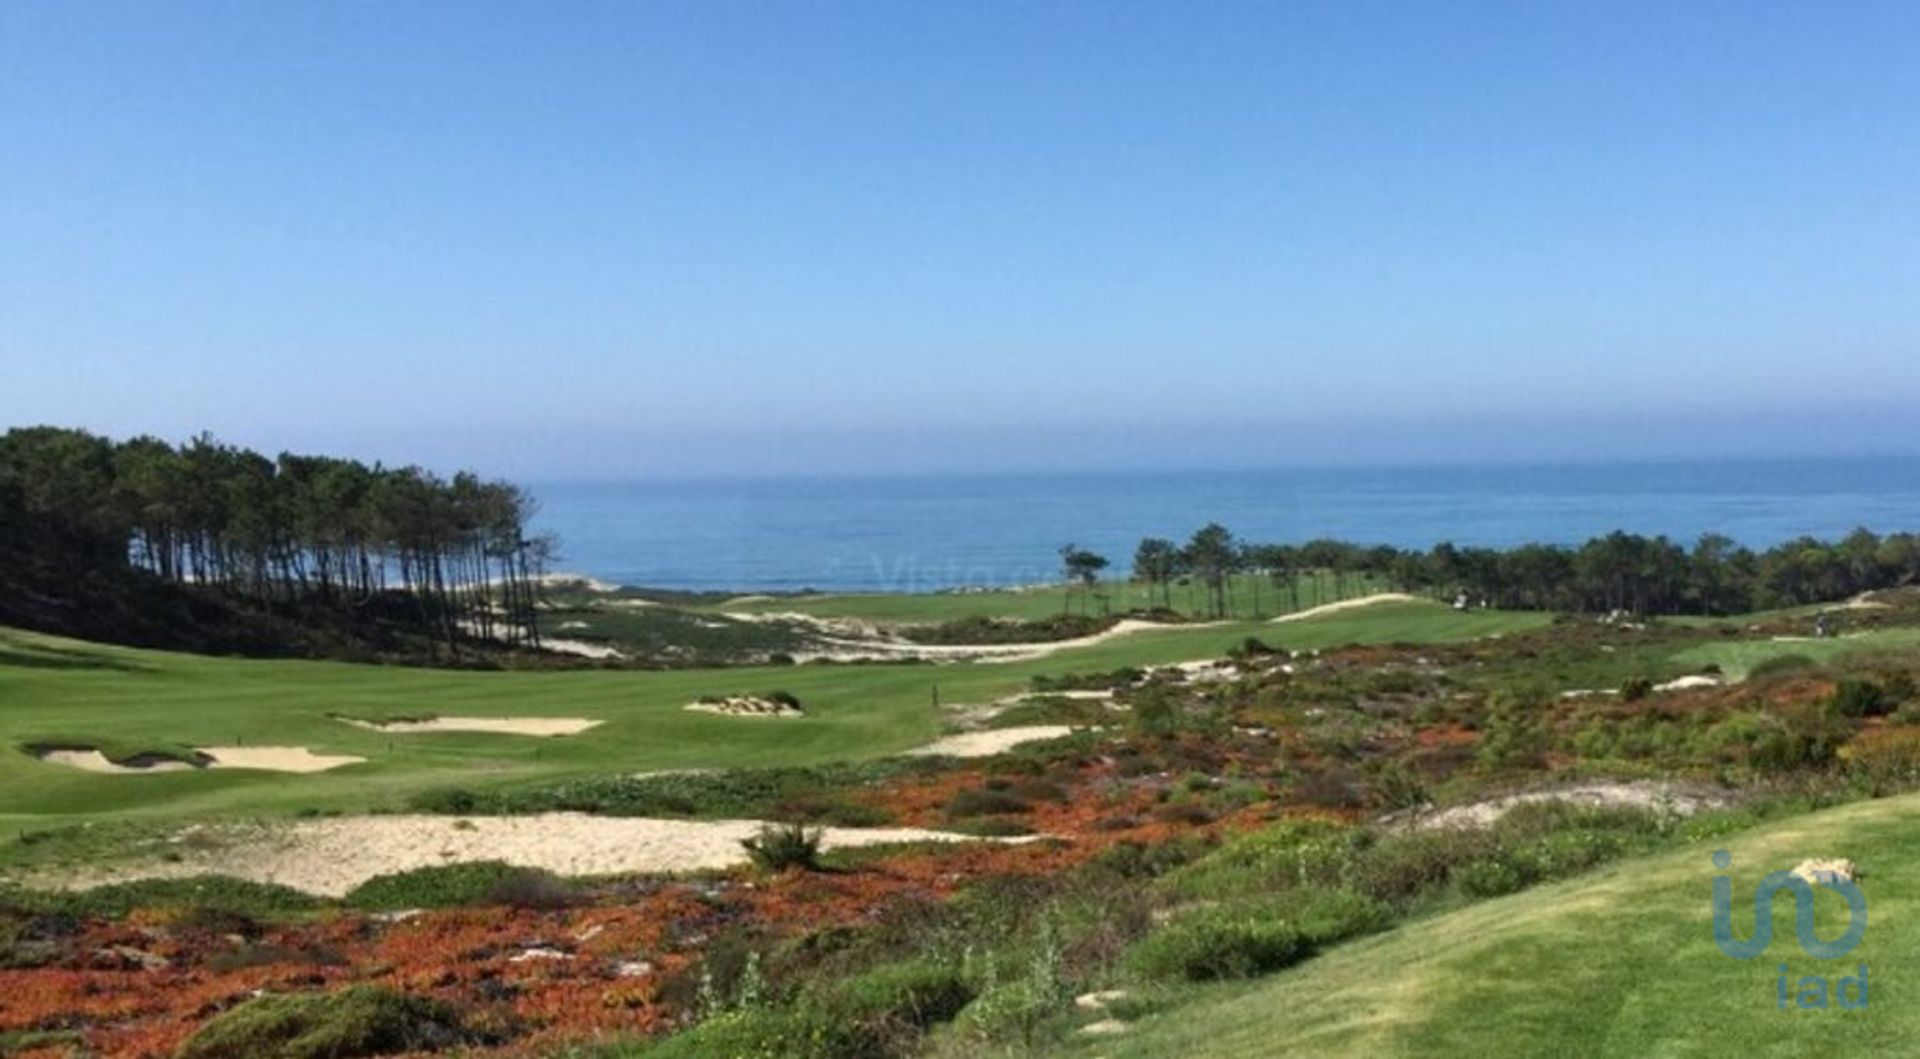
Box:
[1126, 901, 1312, 981]
[742, 822, 823, 872]
[343, 862, 575, 911]
[837, 959, 976, 1030]
[1288, 887, 1393, 944]
[1454, 854, 1542, 898]
[638, 1003, 874, 1059]
[1620, 676, 1654, 702]
[1830, 678, 1889, 719]
[1349, 828, 1496, 905]
[1476, 689, 1549, 770]
[1748, 654, 1819, 681]
[176, 987, 469, 1059]
[945, 789, 1031, 818]
[1159, 819, 1352, 901]
[12, 876, 323, 920]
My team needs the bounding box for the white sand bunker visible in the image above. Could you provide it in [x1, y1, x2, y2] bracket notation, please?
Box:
[686, 696, 805, 718]
[31, 748, 199, 775]
[198, 748, 366, 775]
[32, 743, 363, 774]
[199, 746, 366, 772]
[339, 716, 602, 737]
[1270, 593, 1420, 624]
[909, 725, 1081, 758]
[79, 814, 1024, 897]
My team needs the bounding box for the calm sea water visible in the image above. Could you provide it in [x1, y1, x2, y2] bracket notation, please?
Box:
[529, 459, 1920, 592]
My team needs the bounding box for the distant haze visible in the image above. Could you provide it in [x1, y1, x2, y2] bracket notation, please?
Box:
[3, 3, 1917, 477]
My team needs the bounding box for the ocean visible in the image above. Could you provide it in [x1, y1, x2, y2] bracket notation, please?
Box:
[528, 458, 1920, 593]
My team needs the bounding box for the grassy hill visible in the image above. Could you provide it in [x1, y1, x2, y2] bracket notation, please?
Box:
[1063, 792, 1920, 1058]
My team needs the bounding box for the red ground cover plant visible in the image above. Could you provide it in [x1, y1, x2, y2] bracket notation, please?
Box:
[0, 748, 1254, 1058]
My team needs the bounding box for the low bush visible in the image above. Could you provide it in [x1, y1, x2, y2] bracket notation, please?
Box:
[343, 863, 577, 911]
[1126, 901, 1312, 981]
[176, 986, 471, 1059]
[10, 875, 323, 921]
[1830, 678, 1890, 719]
[742, 822, 823, 872]
[1748, 654, 1819, 681]
[410, 759, 934, 825]
[945, 789, 1031, 818]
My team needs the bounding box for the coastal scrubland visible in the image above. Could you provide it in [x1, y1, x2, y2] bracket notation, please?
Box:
[6, 585, 1920, 1056]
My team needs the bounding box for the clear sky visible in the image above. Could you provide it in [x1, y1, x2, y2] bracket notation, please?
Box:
[2, 2, 1916, 478]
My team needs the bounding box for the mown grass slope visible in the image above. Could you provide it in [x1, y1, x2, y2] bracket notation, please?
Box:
[1065, 792, 1920, 1057]
[0, 601, 1543, 845]
[712, 572, 1394, 623]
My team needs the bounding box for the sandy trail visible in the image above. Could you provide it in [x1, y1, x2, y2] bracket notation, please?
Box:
[339, 716, 602, 737]
[1269, 593, 1421, 624]
[65, 814, 1026, 897]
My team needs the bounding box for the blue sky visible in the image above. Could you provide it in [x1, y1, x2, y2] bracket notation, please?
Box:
[2, 2, 1916, 477]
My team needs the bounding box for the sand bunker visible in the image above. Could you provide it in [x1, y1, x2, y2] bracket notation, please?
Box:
[32, 743, 361, 774]
[199, 746, 366, 772]
[1269, 593, 1420, 624]
[72, 814, 1025, 897]
[908, 725, 1081, 758]
[339, 716, 602, 737]
[31, 748, 198, 775]
[685, 696, 804, 718]
[1413, 781, 1729, 830]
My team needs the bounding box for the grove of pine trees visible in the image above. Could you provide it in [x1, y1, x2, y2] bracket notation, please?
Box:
[0, 426, 548, 653]
[1127, 525, 1920, 618]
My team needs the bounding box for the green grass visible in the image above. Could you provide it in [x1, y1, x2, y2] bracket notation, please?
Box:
[714, 572, 1398, 623]
[0, 601, 1546, 862]
[1672, 627, 1920, 680]
[1062, 792, 1920, 1057]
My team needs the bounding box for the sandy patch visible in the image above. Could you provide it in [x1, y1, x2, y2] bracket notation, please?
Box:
[339, 716, 602, 737]
[908, 725, 1082, 758]
[537, 573, 622, 593]
[1269, 593, 1421, 624]
[199, 746, 366, 773]
[68, 814, 1025, 897]
[685, 696, 804, 718]
[1653, 674, 1722, 692]
[540, 637, 625, 660]
[1411, 781, 1730, 830]
[32, 748, 198, 775]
